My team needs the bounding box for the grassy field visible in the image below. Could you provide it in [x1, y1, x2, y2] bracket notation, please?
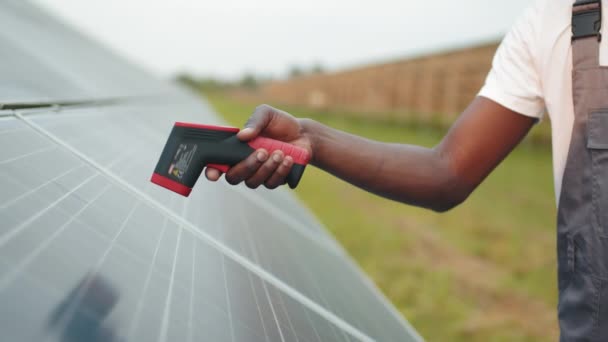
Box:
[204, 91, 558, 342]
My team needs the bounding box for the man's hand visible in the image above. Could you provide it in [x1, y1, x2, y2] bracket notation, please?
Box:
[205, 104, 313, 189]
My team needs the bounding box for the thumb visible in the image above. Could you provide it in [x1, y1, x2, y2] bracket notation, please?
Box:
[237, 104, 275, 141]
[237, 127, 257, 141]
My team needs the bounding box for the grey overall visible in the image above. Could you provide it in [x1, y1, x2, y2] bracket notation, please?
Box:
[558, 1, 608, 340]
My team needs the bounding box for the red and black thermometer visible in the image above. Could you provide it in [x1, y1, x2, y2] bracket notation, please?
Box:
[151, 122, 310, 197]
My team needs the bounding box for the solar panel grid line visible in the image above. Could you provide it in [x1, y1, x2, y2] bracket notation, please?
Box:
[0, 204, 157, 292]
[229, 185, 343, 256]
[239, 203, 288, 342]
[51, 153, 166, 273]
[0, 143, 56, 165]
[265, 186, 343, 248]
[218, 191, 352, 340]
[157, 221, 183, 342]
[216, 200, 279, 342]
[230, 195, 355, 340]
[286, 240, 381, 340]
[0, 162, 86, 210]
[0, 116, 22, 132]
[0, 113, 115, 171]
[40, 204, 157, 340]
[0, 136, 145, 258]
[95, 224, 164, 341]
[234, 199, 351, 342]
[244, 256, 277, 342]
[126, 213, 171, 341]
[220, 253, 237, 342]
[238, 207, 331, 342]
[0, 136, 141, 211]
[0, 172, 101, 249]
[187, 235, 196, 342]
[124, 227, 180, 341]
[3, 113, 135, 174]
[229, 184, 332, 242]
[187, 191, 242, 341]
[224, 258, 299, 342]
[0, 260, 95, 342]
[278, 236, 352, 342]
[41, 200, 141, 342]
[292, 296, 324, 342]
[227, 179, 414, 336]
[162, 233, 195, 341]
[0, 124, 31, 136]
[45, 198, 176, 290]
[275, 288, 306, 342]
[341, 258, 424, 341]
[0, 182, 113, 292]
[13, 112, 378, 342]
[0, 149, 168, 307]
[301, 226, 406, 339]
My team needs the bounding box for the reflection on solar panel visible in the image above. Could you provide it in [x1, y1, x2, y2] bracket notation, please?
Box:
[0, 1, 422, 341]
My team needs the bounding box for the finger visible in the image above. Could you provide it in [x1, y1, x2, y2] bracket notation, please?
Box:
[265, 156, 294, 189]
[237, 104, 276, 141]
[225, 149, 268, 185]
[245, 151, 284, 189]
[205, 168, 222, 182]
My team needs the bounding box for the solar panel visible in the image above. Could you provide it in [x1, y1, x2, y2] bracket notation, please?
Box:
[0, 1, 423, 341]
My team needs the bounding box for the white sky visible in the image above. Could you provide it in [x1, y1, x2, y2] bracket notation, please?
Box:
[35, 0, 535, 80]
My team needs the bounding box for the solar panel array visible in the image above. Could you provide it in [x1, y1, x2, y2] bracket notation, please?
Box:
[0, 1, 422, 341]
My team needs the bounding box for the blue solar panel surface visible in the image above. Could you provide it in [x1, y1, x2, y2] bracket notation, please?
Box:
[0, 1, 422, 341]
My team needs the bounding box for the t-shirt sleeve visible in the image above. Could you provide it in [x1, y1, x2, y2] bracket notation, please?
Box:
[478, 1, 546, 119]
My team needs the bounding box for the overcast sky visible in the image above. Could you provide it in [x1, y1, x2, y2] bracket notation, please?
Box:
[34, 0, 534, 80]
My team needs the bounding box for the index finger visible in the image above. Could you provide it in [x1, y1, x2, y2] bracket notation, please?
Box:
[224, 149, 269, 185]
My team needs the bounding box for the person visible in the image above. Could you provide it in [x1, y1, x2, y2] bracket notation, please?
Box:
[206, 0, 607, 339]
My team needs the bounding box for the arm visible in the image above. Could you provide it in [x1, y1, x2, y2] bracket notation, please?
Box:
[303, 97, 535, 212]
[206, 97, 536, 212]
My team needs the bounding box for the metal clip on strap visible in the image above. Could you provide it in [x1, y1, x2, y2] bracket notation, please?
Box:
[572, 0, 602, 41]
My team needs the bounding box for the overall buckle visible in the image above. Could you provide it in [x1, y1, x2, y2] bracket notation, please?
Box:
[572, 0, 602, 41]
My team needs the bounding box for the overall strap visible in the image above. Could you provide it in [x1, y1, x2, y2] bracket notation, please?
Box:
[572, 0, 602, 67]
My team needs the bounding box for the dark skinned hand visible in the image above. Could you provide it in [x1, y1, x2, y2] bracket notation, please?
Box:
[205, 104, 313, 189]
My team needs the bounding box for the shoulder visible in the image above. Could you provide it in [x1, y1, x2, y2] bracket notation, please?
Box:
[513, 0, 570, 35]
[503, 0, 572, 65]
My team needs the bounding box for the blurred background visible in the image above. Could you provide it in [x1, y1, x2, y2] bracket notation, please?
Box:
[36, 0, 556, 340]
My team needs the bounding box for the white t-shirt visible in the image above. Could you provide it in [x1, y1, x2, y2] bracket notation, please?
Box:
[478, 0, 608, 203]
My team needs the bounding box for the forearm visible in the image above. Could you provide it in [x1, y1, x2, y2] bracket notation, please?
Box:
[300, 119, 466, 212]
[224, 98, 534, 206]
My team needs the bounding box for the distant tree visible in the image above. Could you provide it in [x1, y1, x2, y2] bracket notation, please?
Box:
[288, 65, 304, 79]
[239, 73, 258, 89]
[287, 64, 325, 79]
[311, 63, 325, 74]
[174, 73, 231, 92]
[199, 78, 227, 90]
[175, 73, 199, 89]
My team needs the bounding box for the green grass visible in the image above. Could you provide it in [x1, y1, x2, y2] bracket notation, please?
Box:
[204, 91, 558, 342]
